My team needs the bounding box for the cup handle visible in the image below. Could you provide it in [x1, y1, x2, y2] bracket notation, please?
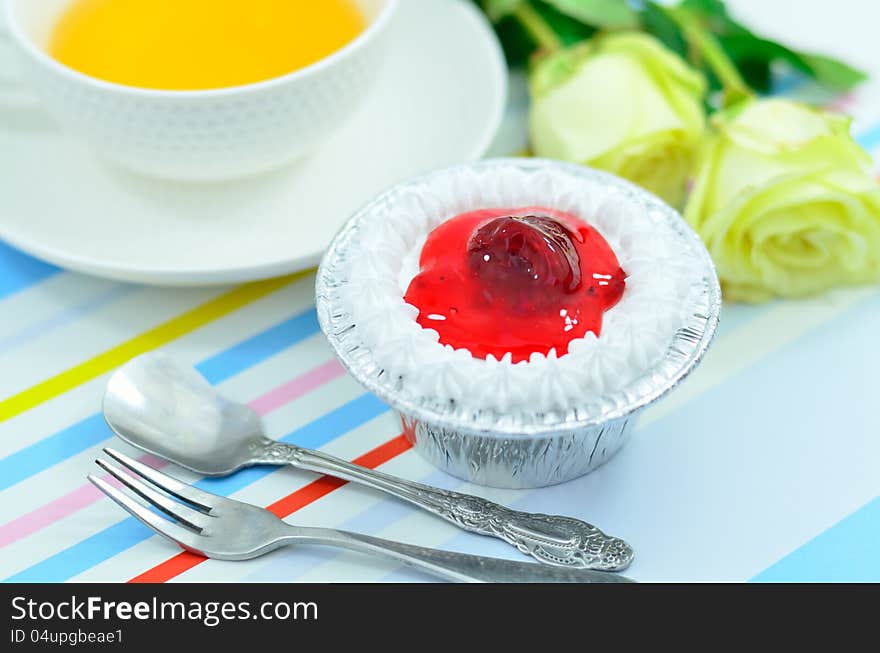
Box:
[0, 13, 36, 107]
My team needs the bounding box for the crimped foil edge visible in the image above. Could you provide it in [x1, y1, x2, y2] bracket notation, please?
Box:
[316, 158, 721, 439]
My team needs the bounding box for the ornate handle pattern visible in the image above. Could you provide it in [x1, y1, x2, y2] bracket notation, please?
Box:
[250, 438, 633, 572]
[288, 527, 633, 583]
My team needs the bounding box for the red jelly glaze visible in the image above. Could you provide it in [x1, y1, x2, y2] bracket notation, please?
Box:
[403, 206, 627, 363]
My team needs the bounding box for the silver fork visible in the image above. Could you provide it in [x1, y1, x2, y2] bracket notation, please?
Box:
[89, 448, 632, 583]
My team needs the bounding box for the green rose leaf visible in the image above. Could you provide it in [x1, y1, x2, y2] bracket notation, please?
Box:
[679, 0, 731, 24]
[676, 0, 868, 92]
[719, 34, 813, 78]
[543, 0, 638, 29]
[481, 0, 634, 30]
[721, 33, 867, 92]
[639, 1, 687, 59]
[734, 58, 772, 94]
[798, 53, 868, 92]
[486, 0, 597, 63]
[479, 0, 867, 95]
[668, 0, 868, 93]
[532, 2, 597, 47]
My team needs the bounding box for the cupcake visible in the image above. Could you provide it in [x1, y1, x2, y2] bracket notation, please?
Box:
[317, 159, 720, 488]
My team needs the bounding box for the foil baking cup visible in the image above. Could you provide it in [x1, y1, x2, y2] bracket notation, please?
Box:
[316, 159, 721, 488]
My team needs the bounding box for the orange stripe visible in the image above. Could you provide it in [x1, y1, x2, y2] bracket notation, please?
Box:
[128, 434, 413, 583]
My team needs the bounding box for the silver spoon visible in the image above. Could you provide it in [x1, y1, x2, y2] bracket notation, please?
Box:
[102, 352, 634, 571]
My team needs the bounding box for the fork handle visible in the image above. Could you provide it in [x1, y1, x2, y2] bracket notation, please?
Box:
[252, 438, 633, 571]
[285, 527, 632, 583]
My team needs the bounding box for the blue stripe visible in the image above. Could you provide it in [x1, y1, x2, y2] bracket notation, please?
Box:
[4, 393, 389, 582]
[0, 415, 111, 492]
[0, 284, 132, 355]
[196, 393, 388, 496]
[751, 496, 880, 582]
[9, 518, 153, 584]
[0, 241, 59, 300]
[246, 469, 450, 582]
[769, 72, 804, 96]
[856, 121, 880, 151]
[0, 308, 320, 493]
[655, 289, 879, 581]
[195, 309, 320, 385]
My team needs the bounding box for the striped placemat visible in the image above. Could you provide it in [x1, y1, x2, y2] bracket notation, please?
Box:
[2, 72, 880, 583]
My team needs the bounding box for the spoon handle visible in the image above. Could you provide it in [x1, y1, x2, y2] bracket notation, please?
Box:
[251, 438, 633, 571]
[283, 526, 633, 583]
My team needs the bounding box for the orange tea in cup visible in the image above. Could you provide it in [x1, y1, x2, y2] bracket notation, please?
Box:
[49, 0, 366, 90]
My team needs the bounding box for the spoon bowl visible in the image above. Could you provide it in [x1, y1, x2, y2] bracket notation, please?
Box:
[103, 352, 263, 476]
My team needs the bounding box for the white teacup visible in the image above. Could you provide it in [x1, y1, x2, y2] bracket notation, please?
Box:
[0, 0, 398, 181]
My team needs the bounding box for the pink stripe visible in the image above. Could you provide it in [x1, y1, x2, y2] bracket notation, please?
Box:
[0, 360, 344, 548]
[826, 94, 855, 112]
[0, 453, 168, 547]
[248, 360, 344, 416]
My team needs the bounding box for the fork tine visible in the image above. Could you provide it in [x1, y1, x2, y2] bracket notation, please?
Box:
[102, 447, 216, 511]
[88, 475, 204, 553]
[95, 457, 211, 532]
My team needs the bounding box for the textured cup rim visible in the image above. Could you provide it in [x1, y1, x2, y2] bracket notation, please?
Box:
[316, 157, 722, 437]
[2, 0, 399, 98]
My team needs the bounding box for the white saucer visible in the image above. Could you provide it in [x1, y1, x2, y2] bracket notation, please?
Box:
[0, 0, 506, 285]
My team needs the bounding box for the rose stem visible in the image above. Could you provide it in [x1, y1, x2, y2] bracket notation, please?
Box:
[666, 5, 753, 107]
[513, 1, 562, 53]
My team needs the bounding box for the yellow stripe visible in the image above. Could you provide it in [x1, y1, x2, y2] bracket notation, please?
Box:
[0, 271, 309, 423]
